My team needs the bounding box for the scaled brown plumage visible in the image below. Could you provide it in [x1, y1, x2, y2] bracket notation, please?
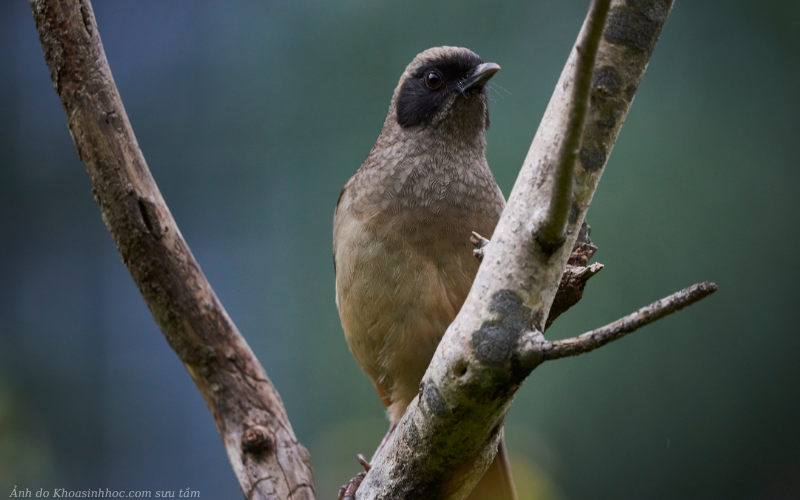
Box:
[334, 46, 516, 500]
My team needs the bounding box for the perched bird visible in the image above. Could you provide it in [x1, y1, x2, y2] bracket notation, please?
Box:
[334, 46, 515, 500]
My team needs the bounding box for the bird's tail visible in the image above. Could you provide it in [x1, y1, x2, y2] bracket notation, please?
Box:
[466, 433, 517, 500]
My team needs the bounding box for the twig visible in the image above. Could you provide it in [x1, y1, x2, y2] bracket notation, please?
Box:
[537, 0, 611, 251]
[541, 282, 718, 361]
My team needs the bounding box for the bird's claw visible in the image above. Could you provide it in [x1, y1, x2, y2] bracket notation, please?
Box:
[337, 454, 371, 500]
[356, 454, 371, 472]
[471, 231, 491, 262]
[338, 472, 366, 500]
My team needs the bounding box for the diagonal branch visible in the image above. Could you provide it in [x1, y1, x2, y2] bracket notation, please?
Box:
[28, 1, 313, 499]
[357, 1, 684, 499]
[540, 282, 718, 361]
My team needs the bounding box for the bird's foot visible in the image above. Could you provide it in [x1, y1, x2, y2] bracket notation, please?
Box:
[337, 454, 371, 500]
[471, 231, 491, 262]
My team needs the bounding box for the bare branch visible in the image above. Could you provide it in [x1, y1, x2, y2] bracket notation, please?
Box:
[357, 1, 679, 498]
[28, 1, 313, 498]
[540, 282, 718, 361]
[537, 0, 611, 251]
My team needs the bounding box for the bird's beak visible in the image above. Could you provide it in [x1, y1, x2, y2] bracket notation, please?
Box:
[462, 62, 501, 91]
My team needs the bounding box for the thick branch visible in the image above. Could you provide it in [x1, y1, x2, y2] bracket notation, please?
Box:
[541, 282, 718, 361]
[358, 1, 680, 499]
[537, 0, 611, 250]
[28, 1, 313, 499]
[475, 221, 604, 331]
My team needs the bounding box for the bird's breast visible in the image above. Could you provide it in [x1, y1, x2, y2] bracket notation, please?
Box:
[351, 154, 502, 247]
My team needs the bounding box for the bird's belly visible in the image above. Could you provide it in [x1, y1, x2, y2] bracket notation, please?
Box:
[335, 220, 478, 421]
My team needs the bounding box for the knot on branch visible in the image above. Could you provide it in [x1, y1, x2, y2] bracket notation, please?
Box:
[242, 425, 273, 455]
[137, 196, 166, 239]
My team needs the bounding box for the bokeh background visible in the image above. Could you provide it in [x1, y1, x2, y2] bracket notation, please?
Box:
[1, 0, 799, 498]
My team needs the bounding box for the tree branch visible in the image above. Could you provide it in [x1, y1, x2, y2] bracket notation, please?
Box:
[357, 1, 685, 498]
[540, 282, 718, 361]
[475, 221, 605, 331]
[537, 0, 611, 251]
[28, 1, 313, 499]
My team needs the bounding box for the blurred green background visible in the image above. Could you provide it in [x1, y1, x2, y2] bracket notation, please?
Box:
[1, 0, 798, 498]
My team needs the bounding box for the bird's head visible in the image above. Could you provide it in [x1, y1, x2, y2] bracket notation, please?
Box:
[388, 46, 499, 140]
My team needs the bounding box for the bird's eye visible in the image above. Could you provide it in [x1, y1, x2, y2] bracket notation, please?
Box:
[425, 71, 442, 89]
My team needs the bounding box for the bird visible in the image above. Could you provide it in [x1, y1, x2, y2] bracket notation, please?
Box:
[333, 46, 516, 500]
